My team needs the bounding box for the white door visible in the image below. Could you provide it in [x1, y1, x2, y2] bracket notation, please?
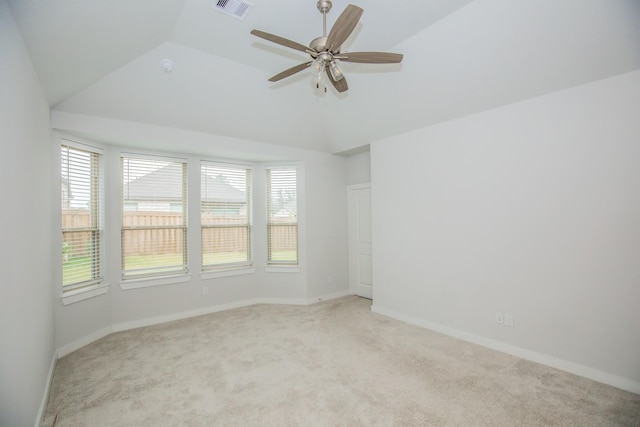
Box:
[348, 184, 372, 299]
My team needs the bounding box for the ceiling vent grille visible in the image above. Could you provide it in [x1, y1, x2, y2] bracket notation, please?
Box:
[213, 0, 254, 20]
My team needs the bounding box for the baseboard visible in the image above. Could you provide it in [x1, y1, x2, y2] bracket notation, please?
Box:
[257, 297, 310, 306]
[56, 293, 353, 362]
[56, 326, 113, 358]
[35, 353, 57, 427]
[111, 293, 353, 333]
[111, 299, 265, 333]
[371, 304, 640, 395]
[307, 289, 351, 304]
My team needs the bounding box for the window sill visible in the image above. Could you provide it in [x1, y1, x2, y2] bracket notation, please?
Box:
[120, 274, 191, 290]
[201, 267, 256, 280]
[61, 283, 109, 306]
[265, 266, 300, 273]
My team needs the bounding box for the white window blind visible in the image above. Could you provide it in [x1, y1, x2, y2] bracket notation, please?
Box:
[61, 143, 103, 291]
[266, 166, 298, 265]
[121, 156, 187, 279]
[201, 162, 252, 270]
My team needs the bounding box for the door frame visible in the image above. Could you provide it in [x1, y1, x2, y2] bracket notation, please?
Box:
[347, 183, 372, 299]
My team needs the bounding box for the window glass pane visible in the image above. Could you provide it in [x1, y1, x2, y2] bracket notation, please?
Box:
[201, 162, 252, 270]
[266, 166, 298, 265]
[121, 156, 187, 279]
[121, 228, 187, 276]
[61, 144, 102, 290]
[202, 227, 250, 265]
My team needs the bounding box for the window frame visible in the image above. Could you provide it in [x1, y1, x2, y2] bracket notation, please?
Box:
[60, 140, 105, 299]
[266, 165, 299, 268]
[120, 153, 189, 284]
[200, 161, 254, 274]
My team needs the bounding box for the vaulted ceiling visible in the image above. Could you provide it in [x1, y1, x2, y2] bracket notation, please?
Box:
[8, 0, 640, 154]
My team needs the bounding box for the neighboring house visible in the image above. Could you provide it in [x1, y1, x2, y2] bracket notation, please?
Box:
[201, 173, 248, 217]
[123, 163, 247, 214]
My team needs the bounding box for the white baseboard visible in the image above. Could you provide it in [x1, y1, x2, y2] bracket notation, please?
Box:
[111, 299, 265, 333]
[35, 353, 57, 427]
[371, 304, 640, 395]
[57, 292, 353, 358]
[308, 289, 351, 304]
[57, 326, 112, 358]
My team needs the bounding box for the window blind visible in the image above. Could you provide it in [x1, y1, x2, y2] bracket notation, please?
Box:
[121, 156, 187, 279]
[201, 162, 252, 270]
[61, 143, 103, 291]
[266, 166, 298, 265]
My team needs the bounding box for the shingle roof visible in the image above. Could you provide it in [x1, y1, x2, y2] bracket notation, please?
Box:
[124, 164, 246, 203]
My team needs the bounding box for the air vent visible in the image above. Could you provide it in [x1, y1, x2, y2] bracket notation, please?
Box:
[213, 0, 254, 20]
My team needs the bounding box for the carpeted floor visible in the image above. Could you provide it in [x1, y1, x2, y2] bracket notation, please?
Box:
[42, 296, 640, 426]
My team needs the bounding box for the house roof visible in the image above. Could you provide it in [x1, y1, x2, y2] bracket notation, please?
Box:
[124, 163, 246, 203]
[7, 0, 640, 154]
[201, 174, 247, 204]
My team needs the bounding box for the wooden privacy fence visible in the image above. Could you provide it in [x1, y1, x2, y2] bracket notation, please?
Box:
[268, 223, 298, 253]
[62, 211, 297, 257]
[62, 210, 92, 257]
[122, 212, 184, 256]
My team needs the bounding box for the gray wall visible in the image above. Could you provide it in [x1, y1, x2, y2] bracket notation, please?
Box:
[0, 2, 55, 425]
[371, 70, 640, 391]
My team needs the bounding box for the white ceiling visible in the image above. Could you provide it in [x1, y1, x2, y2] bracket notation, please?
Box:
[8, 0, 640, 154]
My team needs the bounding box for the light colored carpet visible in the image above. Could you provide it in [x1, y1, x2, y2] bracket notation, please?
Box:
[42, 296, 640, 426]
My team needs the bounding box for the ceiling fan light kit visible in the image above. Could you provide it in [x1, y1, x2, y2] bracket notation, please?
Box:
[250, 1, 403, 94]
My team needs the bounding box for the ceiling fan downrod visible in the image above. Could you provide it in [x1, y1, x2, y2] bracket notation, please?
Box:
[312, 0, 344, 90]
[317, 1, 332, 37]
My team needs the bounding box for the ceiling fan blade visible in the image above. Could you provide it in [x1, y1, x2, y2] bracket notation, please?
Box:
[251, 29, 310, 54]
[325, 4, 363, 53]
[338, 52, 403, 64]
[268, 61, 313, 82]
[326, 68, 348, 93]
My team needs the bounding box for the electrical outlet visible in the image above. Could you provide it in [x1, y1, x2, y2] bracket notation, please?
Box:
[496, 312, 504, 324]
[504, 314, 514, 327]
[202, 286, 209, 296]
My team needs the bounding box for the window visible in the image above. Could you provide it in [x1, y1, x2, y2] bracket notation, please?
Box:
[266, 166, 298, 265]
[61, 142, 103, 291]
[201, 162, 252, 271]
[121, 155, 187, 280]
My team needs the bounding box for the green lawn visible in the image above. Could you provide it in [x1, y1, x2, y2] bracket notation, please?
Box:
[269, 250, 297, 262]
[64, 250, 298, 285]
[124, 253, 185, 270]
[203, 251, 248, 265]
[62, 256, 92, 286]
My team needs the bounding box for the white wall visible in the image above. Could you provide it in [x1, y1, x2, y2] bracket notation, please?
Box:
[371, 70, 640, 391]
[306, 154, 349, 299]
[346, 151, 371, 185]
[0, 2, 55, 426]
[51, 114, 349, 351]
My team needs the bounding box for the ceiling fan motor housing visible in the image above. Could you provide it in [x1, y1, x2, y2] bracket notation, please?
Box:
[317, 1, 332, 13]
[310, 36, 329, 53]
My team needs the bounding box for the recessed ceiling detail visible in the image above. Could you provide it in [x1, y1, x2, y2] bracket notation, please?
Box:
[213, 0, 254, 20]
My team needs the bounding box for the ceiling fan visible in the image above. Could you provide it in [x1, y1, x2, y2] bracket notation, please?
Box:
[250, 1, 403, 93]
